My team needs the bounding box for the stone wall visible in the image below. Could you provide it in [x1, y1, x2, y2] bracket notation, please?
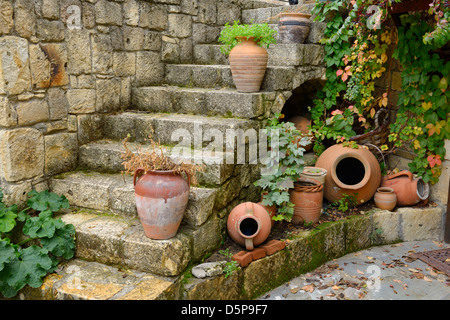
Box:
[0, 0, 279, 205]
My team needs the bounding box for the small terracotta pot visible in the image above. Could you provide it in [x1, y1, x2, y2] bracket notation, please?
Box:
[289, 177, 323, 224]
[227, 202, 272, 251]
[229, 37, 268, 93]
[380, 170, 429, 206]
[374, 187, 397, 211]
[134, 169, 190, 240]
[300, 166, 327, 189]
[279, 13, 312, 44]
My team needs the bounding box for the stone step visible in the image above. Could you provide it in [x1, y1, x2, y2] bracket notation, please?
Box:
[101, 111, 259, 147]
[131, 86, 276, 119]
[77, 139, 236, 186]
[22, 259, 178, 300]
[165, 63, 326, 91]
[193, 43, 325, 67]
[50, 171, 217, 227]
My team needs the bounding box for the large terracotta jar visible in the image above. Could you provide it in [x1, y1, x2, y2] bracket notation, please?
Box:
[380, 170, 429, 206]
[227, 202, 272, 251]
[279, 13, 312, 44]
[315, 144, 381, 204]
[133, 169, 190, 240]
[289, 177, 323, 224]
[229, 36, 268, 93]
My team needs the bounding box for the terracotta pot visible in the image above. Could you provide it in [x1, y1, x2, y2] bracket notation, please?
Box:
[380, 171, 429, 206]
[227, 202, 272, 250]
[258, 194, 277, 227]
[300, 166, 327, 189]
[289, 177, 323, 224]
[288, 116, 314, 151]
[279, 13, 311, 44]
[374, 187, 397, 211]
[133, 169, 190, 240]
[315, 144, 381, 204]
[229, 36, 268, 93]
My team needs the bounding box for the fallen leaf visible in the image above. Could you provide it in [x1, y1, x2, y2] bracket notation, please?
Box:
[290, 287, 299, 294]
[402, 284, 408, 290]
[393, 279, 402, 284]
[429, 270, 438, 277]
[358, 292, 366, 299]
[357, 269, 365, 275]
[301, 284, 315, 293]
[409, 268, 419, 273]
[366, 256, 374, 260]
[332, 285, 341, 290]
[423, 276, 432, 282]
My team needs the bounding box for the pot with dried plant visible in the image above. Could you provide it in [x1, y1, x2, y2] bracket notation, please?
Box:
[121, 135, 203, 240]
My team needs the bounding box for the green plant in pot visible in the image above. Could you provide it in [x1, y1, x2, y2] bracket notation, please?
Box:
[219, 21, 277, 93]
[254, 113, 310, 222]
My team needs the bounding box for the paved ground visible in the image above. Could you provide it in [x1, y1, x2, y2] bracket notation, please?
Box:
[258, 240, 450, 300]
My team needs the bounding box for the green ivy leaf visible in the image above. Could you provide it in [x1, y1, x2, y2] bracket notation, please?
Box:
[40, 222, 76, 259]
[0, 240, 16, 271]
[27, 190, 69, 213]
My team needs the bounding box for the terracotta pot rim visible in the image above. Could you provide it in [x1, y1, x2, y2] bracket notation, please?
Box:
[237, 215, 261, 239]
[376, 187, 394, 193]
[302, 166, 327, 176]
[331, 152, 371, 191]
[280, 12, 312, 18]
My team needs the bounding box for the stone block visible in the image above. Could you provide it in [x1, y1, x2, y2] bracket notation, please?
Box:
[143, 30, 162, 51]
[181, 0, 198, 15]
[42, 0, 60, 20]
[14, 0, 36, 38]
[29, 43, 69, 89]
[77, 113, 103, 145]
[172, 88, 206, 114]
[139, 3, 167, 31]
[0, 0, 14, 35]
[123, 26, 145, 51]
[91, 34, 113, 74]
[183, 187, 217, 226]
[192, 261, 226, 279]
[66, 29, 92, 75]
[16, 99, 49, 126]
[67, 89, 96, 114]
[0, 128, 44, 182]
[167, 13, 192, 38]
[47, 87, 69, 120]
[195, 0, 216, 24]
[113, 52, 136, 77]
[132, 86, 173, 113]
[192, 23, 220, 44]
[0, 36, 31, 95]
[136, 51, 164, 86]
[44, 132, 78, 175]
[372, 209, 402, 244]
[0, 96, 17, 127]
[36, 19, 65, 41]
[123, 0, 139, 26]
[400, 207, 444, 241]
[216, 1, 241, 26]
[95, 79, 121, 113]
[95, 0, 122, 26]
[306, 22, 326, 44]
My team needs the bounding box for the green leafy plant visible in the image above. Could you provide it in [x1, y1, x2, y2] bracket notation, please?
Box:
[0, 189, 75, 298]
[254, 113, 310, 222]
[218, 248, 239, 279]
[218, 20, 277, 55]
[331, 192, 358, 213]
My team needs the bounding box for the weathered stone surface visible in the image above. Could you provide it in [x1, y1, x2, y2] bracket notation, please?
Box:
[123, 0, 139, 26]
[344, 215, 372, 253]
[0, 96, 17, 127]
[372, 209, 402, 244]
[136, 51, 164, 85]
[95, 79, 121, 113]
[195, 0, 216, 24]
[0, 128, 44, 182]
[48, 88, 69, 120]
[42, 0, 60, 20]
[139, 3, 167, 31]
[0, 36, 31, 95]
[66, 29, 92, 75]
[400, 207, 443, 241]
[217, 1, 240, 25]
[113, 52, 136, 77]
[118, 277, 176, 300]
[16, 99, 49, 125]
[167, 13, 192, 38]
[36, 20, 65, 41]
[14, 0, 36, 38]
[143, 30, 162, 51]
[123, 26, 145, 51]
[67, 89, 96, 114]
[76, 113, 103, 145]
[44, 132, 78, 175]
[0, 0, 13, 35]
[91, 34, 113, 74]
[29, 43, 69, 88]
[192, 261, 226, 278]
[192, 23, 220, 44]
[95, 0, 122, 26]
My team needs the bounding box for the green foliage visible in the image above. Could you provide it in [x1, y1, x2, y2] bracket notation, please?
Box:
[218, 20, 277, 55]
[331, 193, 358, 213]
[0, 189, 75, 298]
[254, 113, 309, 222]
[218, 248, 239, 279]
[389, 13, 450, 184]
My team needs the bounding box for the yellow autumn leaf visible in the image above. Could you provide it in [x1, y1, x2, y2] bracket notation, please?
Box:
[414, 140, 420, 149]
[422, 102, 432, 110]
[370, 108, 376, 118]
[381, 53, 388, 63]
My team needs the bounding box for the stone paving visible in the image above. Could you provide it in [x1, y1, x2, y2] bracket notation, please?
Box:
[258, 240, 450, 300]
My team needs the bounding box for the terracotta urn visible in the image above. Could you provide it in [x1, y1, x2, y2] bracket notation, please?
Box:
[380, 170, 429, 206]
[227, 202, 272, 251]
[289, 116, 314, 151]
[299, 166, 327, 189]
[229, 36, 268, 93]
[289, 177, 323, 224]
[133, 169, 190, 240]
[374, 187, 397, 211]
[315, 144, 382, 204]
[278, 13, 312, 44]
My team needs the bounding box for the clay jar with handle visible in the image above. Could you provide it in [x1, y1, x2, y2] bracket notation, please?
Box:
[279, 13, 311, 44]
[315, 144, 381, 204]
[374, 187, 397, 211]
[380, 170, 429, 206]
[229, 36, 268, 93]
[227, 202, 272, 251]
[134, 169, 190, 240]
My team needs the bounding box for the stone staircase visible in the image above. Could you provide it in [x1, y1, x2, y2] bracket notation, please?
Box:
[26, 2, 329, 300]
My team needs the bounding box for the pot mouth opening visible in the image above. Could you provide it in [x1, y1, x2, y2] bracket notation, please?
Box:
[332, 154, 370, 190]
[238, 216, 260, 239]
[417, 179, 430, 200]
[377, 187, 394, 193]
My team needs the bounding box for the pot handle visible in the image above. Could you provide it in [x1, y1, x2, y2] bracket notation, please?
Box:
[133, 168, 145, 186]
[385, 170, 413, 181]
[245, 238, 254, 251]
